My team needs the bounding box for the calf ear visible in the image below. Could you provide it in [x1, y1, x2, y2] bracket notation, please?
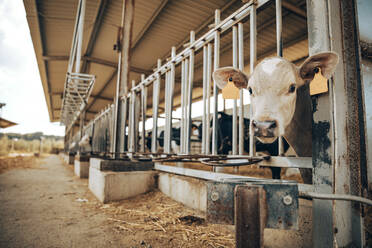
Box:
[212, 67, 249, 89]
[299, 52, 339, 82]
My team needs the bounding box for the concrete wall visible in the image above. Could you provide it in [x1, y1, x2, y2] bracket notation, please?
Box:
[89, 166, 157, 203]
[158, 173, 207, 212]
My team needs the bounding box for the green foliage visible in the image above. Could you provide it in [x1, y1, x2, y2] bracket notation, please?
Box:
[0, 132, 64, 155]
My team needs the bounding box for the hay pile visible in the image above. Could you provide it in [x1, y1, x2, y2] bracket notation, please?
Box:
[90, 190, 235, 248]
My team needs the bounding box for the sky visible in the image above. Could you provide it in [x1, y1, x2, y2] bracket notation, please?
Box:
[0, 0, 65, 136]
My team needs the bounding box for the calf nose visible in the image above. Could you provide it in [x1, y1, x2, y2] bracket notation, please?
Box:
[252, 120, 277, 137]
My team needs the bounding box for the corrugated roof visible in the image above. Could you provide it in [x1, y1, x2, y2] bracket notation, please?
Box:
[24, 0, 308, 123]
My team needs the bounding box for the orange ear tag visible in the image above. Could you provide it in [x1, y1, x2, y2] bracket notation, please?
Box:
[310, 67, 328, 95]
[222, 80, 240, 99]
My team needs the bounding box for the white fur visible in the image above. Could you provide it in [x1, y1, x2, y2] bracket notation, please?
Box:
[260, 57, 283, 75]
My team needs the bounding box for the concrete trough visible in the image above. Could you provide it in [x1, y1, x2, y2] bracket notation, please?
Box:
[88, 158, 156, 203]
[74, 154, 90, 178]
[61, 152, 74, 165]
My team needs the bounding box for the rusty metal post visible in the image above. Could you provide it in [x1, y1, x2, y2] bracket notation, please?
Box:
[235, 185, 267, 248]
[328, 0, 367, 246]
[308, 0, 367, 246]
[112, 0, 135, 157]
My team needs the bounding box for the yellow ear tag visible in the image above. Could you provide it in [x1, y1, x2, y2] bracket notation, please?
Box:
[310, 67, 328, 95]
[222, 79, 240, 99]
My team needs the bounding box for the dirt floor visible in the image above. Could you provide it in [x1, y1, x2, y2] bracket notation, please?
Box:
[0, 154, 369, 247]
[0, 154, 235, 248]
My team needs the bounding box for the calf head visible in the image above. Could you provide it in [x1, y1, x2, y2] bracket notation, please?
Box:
[213, 52, 338, 144]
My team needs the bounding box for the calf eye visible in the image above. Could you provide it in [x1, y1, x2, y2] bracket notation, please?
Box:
[228, 77, 233, 82]
[288, 84, 296, 93]
[248, 87, 253, 95]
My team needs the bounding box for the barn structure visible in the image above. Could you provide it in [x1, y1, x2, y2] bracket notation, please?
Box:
[24, 0, 372, 247]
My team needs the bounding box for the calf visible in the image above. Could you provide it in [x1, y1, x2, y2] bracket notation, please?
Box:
[213, 52, 339, 184]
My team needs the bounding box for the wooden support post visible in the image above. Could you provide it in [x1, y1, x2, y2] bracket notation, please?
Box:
[235, 185, 267, 248]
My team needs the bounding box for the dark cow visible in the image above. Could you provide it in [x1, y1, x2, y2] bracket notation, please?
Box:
[200, 111, 290, 179]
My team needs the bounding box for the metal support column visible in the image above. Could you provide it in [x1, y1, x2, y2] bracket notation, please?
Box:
[206, 43, 212, 155]
[180, 60, 186, 154]
[308, 0, 367, 246]
[238, 23, 245, 155]
[249, 4, 257, 157]
[186, 31, 195, 154]
[112, 0, 135, 157]
[212, 10, 220, 157]
[232, 25, 238, 156]
[202, 45, 207, 154]
[151, 59, 161, 153]
[276, 0, 284, 156]
[141, 74, 147, 152]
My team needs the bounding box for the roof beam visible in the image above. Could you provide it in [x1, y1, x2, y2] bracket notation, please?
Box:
[131, 0, 169, 51]
[282, 1, 306, 19]
[31, 0, 54, 120]
[42, 55, 151, 74]
[160, 0, 239, 62]
[52, 92, 113, 101]
[81, 0, 109, 73]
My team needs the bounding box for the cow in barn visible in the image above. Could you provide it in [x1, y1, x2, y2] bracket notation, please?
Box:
[78, 134, 92, 154]
[200, 111, 289, 179]
[146, 125, 201, 153]
[146, 128, 181, 153]
[213, 52, 339, 184]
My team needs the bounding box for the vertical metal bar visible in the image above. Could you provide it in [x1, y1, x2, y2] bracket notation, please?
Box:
[183, 58, 189, 153]
[249, 5, 257, 157]
[186, 31, 195, 155]
[164, 70, 170, 153]
[164, 47, 176, 153]
[122, 96, 128, 151]
[306, 0, 334, 246]
[151, 59, 161, 153]
[79, 110, 85, 143]
[112, 0, 134, 157]
[206, 43, 212, 155]
[232, 25, 238, 156]
[141, 74, 147, 153]
[235, 185, 266, 248]
[180, 60, 185, 154]
[75, 0, 85, 73]
[276, 0, 284, 156]
[330, 0, 366, 246]
[170, 47, 176, 152]
[129, 80, 136, 152]
[75, 0, 85, 153]
[275, 0, 283, 57]
[202, 45, 208, 154]
[212, 10, 220, 157]
[66, 0, 82, 74]
[238, 22, 245, 155]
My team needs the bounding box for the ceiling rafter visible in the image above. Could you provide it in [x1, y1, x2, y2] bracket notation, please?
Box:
[131, 0, 169, 51]
[159, 0, 239, 63]
[81, 0, 109, 73]
[32, 0, 54, 120]
[42, 55, 151, 74]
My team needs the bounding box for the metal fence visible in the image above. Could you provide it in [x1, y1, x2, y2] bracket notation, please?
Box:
[63, 0, 369, 246]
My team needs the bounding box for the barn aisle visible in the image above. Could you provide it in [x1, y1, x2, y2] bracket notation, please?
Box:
[0, 155, 129, 247]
